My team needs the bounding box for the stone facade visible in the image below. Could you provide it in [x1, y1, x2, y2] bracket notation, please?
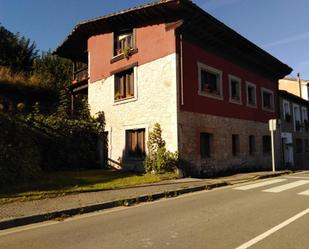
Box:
[88, 54, 178, 169]
[178, 111, 282, 175]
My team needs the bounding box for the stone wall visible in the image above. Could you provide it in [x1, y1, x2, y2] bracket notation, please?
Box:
[178, 111, 282, 176]
[88, 54, 178, 170]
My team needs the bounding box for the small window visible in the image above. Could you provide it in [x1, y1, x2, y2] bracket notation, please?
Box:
[262, 135, 271, 154]
[283, 100, 291, 122]
[198, 62, 222, 99]
[126, 129, 145, 158]
[295, 138, 303, 153]
[305, 139, 309, 152]
[293, 104, 301, 131]
[229, 75, 241, 103]
[262, 88, 274, 111]
[114, 68, 134, 101]
[200, 133, 213, 159]
[114, 30, 134, 56]
[246, 82, 257, 107]
[232, 134, 240, 156]
[249, 135, 256, 155]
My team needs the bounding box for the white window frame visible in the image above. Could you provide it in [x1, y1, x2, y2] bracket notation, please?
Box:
[229, 74, 242, 105]
[246, 81, 257, 108]
[293, 104, 301, 132]
[283, 99, 290, 116]
[197, 62, 223, 100]
[113, 66, 138, 106]
[261, 87, 275, 112]
[301, 106, 308, 122]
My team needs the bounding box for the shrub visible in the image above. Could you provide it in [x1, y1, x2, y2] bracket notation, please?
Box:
[144, 123, 178, 173]
[0, 113, 41, 186]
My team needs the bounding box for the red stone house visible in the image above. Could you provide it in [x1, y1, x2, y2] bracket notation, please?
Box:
[55, 0, 292, 175]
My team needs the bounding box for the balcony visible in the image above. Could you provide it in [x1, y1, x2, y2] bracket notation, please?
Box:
[72, 67, 88, 84]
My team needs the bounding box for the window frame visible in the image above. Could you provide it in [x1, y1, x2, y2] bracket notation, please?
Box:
[232, 134, 240, 157]
[282, 99, 291, 121]
[262, 135, 271, 155]
[293, 104, 301, 132]
[261, 87, 275, 112]
[246, 81, 257, 108]
[249, 135, 256, 156]
[229, 74, 242, 105]
[113, 29, 136, 57]
[200, 132, 213, 159]
[125, 128, 146, 159]
[113, 67, 138, 105]
[197, 62, 223, 100]
[301, 106, 308, 122]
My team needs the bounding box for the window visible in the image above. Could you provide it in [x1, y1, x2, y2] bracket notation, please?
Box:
[295, 138, 303, 153]
[114, 30, 134, 56]
[229, 75, 242, 104]
[262, 135, 271, 154]
[301, 107, 308, 131]
[246, 82, 257, 107]
[232, 134, 240, 156]
[200, 133, 213, 159]
[249, 135, 256, 155]
[283, 100, 291, 122]
[293, 104, 301, 131]
[261, 88, 274, 111]
[305, 139, 309, 152]
[198, 62, 222, 99]
[114, 68, 134, 101]
[126, 129, 145, 158]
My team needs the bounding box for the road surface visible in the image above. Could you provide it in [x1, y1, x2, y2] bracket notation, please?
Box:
[1, 171, 308, 249]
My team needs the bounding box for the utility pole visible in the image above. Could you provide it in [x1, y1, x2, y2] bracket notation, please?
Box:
[297, 73, 302, 98]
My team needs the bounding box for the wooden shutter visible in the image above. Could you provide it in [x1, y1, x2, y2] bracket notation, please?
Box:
[129, 71, 134, 96]
[119, 75, 124, 97]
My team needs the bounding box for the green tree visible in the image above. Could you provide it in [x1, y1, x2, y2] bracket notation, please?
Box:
[0, 24, 38, 72]
[144, 123, 178, 173]
[31, 51, 72, 90]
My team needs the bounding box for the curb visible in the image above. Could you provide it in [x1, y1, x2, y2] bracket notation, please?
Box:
[0, 171, 291, 230]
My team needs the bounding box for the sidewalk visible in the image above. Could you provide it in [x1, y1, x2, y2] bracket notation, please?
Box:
[0, 170, 291, 230]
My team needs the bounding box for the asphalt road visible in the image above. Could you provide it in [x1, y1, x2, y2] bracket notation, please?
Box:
[1, 171, 308, 249]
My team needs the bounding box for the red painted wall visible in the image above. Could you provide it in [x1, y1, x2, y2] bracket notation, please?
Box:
[181, 40, 278, 123]
[88, 23, 176, 83]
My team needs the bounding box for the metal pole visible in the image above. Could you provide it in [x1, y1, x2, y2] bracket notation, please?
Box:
[271, 129, 276, 172]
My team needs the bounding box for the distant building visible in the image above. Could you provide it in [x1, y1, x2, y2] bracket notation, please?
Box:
[279, 77, 309, 100]
[55, 0, 291, 175]
[279, 90, 309, 169]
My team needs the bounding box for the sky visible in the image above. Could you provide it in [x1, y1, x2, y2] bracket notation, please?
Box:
[0, 0, 309, 79]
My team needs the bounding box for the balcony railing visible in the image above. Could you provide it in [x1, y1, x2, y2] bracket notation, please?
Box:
[73, 67, 88, 84]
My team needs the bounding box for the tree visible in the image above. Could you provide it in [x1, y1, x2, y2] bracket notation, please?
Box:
[144, 123, 178, 173]
[31, 51, 72, 91]
[0, 24, 38, 72]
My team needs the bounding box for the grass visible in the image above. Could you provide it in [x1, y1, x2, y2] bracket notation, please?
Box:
[0, 169, 178, 204]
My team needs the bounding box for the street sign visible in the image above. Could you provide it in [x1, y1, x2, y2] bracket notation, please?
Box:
[269, 119, 277, 131]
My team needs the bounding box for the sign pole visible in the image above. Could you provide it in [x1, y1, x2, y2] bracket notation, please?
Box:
[269, 119, 277, 172]
[271, 129, 276, 172]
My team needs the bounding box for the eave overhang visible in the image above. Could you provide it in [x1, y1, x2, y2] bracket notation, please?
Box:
[54, 0, 292, 79]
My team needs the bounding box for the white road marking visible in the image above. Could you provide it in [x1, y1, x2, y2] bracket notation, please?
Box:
[298, 189, 309, 196]
[235, 208, 309, 249]
[233, 179, 287, 190]
[263, 180, 309, 193]
[286, 176, 309, 179]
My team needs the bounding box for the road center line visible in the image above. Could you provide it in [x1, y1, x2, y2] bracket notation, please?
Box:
[263, 180, 309, 193]
[233, 179, 286, 190]
[235, 208, 309, 249]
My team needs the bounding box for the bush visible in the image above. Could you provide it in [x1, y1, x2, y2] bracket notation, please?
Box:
[23, 104, 106, 171]
[144, 123, 178, 173]
[0, 113, 41, 186]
